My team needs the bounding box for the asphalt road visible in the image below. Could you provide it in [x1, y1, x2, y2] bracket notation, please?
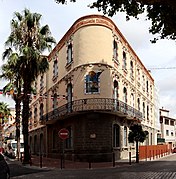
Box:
[8, 154, 176, 179]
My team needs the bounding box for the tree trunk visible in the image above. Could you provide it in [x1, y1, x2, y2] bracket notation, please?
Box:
[136, 140, 139, 163]
[15, 97, 21, 161]
[22, 79, 30, 164]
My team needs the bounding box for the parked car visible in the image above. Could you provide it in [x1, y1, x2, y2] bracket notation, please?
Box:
[0, 153, 10, 179]
[11, 140, 24, 157]
[172, 147, 176, 153]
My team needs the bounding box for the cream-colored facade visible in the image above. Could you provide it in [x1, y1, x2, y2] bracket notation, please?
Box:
[29, 15, 155, 161]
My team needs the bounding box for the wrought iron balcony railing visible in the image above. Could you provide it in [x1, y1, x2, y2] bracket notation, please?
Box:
[42, 98, 142, 122]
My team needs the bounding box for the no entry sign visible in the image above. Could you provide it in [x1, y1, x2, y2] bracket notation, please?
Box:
[58, 128, 69, 140]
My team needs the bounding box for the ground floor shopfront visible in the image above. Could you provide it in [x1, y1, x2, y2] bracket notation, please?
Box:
[29, 112, 146, 162]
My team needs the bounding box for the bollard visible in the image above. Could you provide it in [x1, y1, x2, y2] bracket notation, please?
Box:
[129, 152, 131, 165]
[60, 155, 63, 169]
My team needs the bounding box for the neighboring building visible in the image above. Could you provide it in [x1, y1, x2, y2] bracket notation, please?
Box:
[3, 107, 23, 142]
[158, 107, 176, 149]
[29, 14, 155, 161]
[3, 107, 16, 140]
[154, 86, 160, 145]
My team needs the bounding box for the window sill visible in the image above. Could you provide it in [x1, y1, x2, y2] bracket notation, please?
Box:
[85, 92, 100, 95]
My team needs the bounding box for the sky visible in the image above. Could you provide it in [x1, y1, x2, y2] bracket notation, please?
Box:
[0, 0, 176, 116]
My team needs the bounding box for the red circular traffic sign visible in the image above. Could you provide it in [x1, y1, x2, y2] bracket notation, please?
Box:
[58, 128, 69, 140]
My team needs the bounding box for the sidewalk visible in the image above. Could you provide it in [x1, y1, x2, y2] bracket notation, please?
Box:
[28, 152, 174, 170]
[28, 155, 135, 170]
[10, 153, 173, 170]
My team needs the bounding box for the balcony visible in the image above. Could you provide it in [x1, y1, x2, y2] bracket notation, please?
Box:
[42, 98, 142, 123]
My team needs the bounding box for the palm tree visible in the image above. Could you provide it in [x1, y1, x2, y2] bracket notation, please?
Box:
[128, 123, 148, 163]
[3, 8, 56, 163]
[0, 59, 23, 160]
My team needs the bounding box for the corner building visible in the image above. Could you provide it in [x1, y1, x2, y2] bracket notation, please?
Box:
[29, 15, 155, 162]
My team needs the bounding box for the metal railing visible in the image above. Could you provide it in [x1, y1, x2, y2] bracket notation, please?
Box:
[42, 98, 142, 122]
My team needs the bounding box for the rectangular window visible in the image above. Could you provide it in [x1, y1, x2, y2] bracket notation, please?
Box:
[170, 120, 174, 126]
[85, 71, 100, 94]
[166, 130, 169, 136]
[165, 119, 169, 125]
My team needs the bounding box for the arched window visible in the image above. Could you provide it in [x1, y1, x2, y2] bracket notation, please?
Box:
[114, 80, 119, 110]
[113, 124, 120, 147]
[130, 61, 134, 77]
[123, 87, 127, 113]
[67, 43, 73, 64]
[123, 51, 127, 69]
[146, 80, 149, 92]
[147, 105, 149, 120]
[113, 40, 118, 61]
[123, 87, 127, 103]
[142, 75, 145, 89]
[53, 57, 58, 78]
[131, 93, 134, 108]
[114, 80, 118, 99]
[53, 93, 57, 110]
[143, 102, 145, 118]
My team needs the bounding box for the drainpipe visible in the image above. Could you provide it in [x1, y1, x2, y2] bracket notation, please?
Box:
[45, 63, 49, 157]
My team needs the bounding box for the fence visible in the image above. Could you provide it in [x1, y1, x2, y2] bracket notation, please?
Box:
[139, 144, 171, 161]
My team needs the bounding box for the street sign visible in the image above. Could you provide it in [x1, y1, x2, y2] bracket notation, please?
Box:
[58, 128, 69, 140]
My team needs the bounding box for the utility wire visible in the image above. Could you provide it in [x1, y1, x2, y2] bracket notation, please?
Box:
[147, 67, 176, 70]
